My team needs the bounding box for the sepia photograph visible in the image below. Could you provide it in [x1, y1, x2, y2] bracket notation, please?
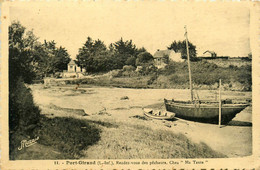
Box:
[1, 1, 259, 169]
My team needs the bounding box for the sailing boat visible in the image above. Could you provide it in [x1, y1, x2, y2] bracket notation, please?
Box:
[164, 26, 249, 124]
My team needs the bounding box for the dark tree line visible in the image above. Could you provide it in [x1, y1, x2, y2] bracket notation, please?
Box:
[9, 22, 198, 80]
[76, 37, 154, 73]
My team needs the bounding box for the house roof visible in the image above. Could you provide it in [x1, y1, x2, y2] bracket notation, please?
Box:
[203, 50, 215, 54]
[68, 60, 76, 65]
[153, 50, 174, 58]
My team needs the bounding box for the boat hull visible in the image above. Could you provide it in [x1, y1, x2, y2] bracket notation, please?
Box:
[164, 99, 249, 124]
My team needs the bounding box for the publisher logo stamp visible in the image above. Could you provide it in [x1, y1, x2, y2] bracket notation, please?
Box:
[18, 136, 39, 150]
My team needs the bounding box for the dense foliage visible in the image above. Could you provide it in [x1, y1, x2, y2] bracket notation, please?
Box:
[161, 60, 252, 90]
[135, 52, 154, 66]
[9, 21, 71, 82]
[34, 40, 71, 78]
[9, 22, 38, 83]
[9, 21, 71, 157]
[35, 117, 101, 159]
[76, 37, 152, 73]
[168, 40, 197, 60]
[9, 78, 40, 134]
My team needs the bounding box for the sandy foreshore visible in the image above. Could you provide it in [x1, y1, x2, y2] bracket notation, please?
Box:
[31, 84, 252, 158]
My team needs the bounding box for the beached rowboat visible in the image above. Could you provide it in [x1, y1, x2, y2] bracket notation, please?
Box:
[143, 108, 175, 120]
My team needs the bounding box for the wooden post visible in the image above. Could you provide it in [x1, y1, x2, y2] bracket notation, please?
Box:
[218, 79, 222, 127]
[184, 26, 193, 101]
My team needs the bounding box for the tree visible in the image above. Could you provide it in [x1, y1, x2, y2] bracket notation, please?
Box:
[110, 38, 139, 67]
[113, 37, 137, 55]
[52, 46, 71, 72]
[92, 39, 107, 56]
[9, 21, 39, 83]
[76, 37, 94, 69]
[136, 47, 147, 54]
[168, 40, 197, 60]
[37, 40, 56, 77]
[135, 52, 154, 66]
[9, 22, 41, 157]
[76, 37, 109, 72]
[76, 37, 147, 72]
[9, 21, 71, 80]
[125, 56, 136, 66]
[33, 40, 71, 78]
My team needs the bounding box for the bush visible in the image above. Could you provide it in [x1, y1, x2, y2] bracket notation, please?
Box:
[136, 52, 154, 66]
[138, 64, 157, 76]
[110, 69, 123, 78]
[163, 61, 187, 75]
[35, 116, 101, 159]
[122, 65, 135, 72]
[147, 73, 158, 85]
[9, 77, 41, 158]
[191, 60, 218, 73]
[169, 74, 189, 85]
[9, 78, 40, 133]
[160, 60, 251, 88]
[235, 65, 251, 84]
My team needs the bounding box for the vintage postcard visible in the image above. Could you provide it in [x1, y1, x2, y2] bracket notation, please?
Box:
[1, 1, 259, 169]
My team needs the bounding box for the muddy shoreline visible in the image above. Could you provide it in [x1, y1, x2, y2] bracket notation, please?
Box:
[30, 84, 252, 158]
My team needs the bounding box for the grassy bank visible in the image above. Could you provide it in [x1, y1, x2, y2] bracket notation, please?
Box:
[54, 61, 251, 91]
[85, 121, 226, 159]
[10, 115, 105, 159]
[61, 74, 250, 91]
[11, 103, 226, 159]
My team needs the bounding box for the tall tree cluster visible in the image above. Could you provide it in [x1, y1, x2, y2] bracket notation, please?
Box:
[76, 37, 153, 73]
[9, 21, 71, 82]
[33, 40, 71, 78]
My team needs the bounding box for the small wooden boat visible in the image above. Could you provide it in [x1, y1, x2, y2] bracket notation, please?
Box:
[143, 108, 175, 120]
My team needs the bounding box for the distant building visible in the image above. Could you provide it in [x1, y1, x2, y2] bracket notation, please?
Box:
[153, 49, 182, 68]
[201, 50, 217, 58]
[62, 60, 86, 78]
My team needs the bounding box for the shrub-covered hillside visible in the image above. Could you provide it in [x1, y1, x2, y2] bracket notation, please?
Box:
[62, 60, 251, 91]
[159, 60, 251, 90]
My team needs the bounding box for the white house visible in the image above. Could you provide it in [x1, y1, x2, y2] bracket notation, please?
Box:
[62, 60, 86, 78]
[153, 49, 183, 68]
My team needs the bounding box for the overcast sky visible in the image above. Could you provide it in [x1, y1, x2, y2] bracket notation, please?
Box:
[9, 2, 251, 59]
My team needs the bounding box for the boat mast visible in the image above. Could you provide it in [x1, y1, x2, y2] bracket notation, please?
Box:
[184, 26, 193, 101]
[218, 79, 222, 127]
